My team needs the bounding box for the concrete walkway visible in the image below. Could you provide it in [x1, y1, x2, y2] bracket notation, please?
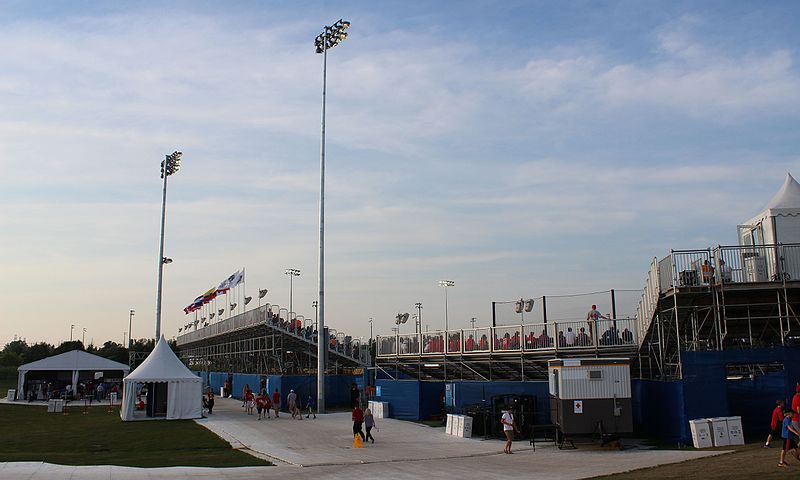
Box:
[0, 397, 727, 479]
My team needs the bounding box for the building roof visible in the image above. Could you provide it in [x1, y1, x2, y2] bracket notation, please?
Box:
[18, 349, 130, 373]
[765, 173, 800, 210]
[125, 335, 200, 382]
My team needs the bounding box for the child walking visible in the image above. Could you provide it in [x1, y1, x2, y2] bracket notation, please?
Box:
[779, 410, 800, 467]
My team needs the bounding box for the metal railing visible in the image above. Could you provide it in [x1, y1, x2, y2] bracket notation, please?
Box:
[636, 257, 661, 345]
[375, 318, 638, 357]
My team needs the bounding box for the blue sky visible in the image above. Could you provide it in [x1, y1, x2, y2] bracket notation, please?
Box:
[1, 1, 798, 346]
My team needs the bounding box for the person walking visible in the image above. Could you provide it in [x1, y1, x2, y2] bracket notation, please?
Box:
[792, 384, 800, 433]
[272, 388, 281, 418]
[779, 410, 800, 467]
[766, 399, 785, 447]
[256, 389, 268, 420]
[501, 405, 519, 454]
[244, 388, 255, 415]
[287, 389, 300, 419]
[306, 394, 316, 419]
[364, 408, 378, 443]
[352, 403, 365, 441]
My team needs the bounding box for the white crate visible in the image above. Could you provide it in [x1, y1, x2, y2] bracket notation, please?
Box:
[446, 414, 454, 435]
[689, 419, 713, 448]
[6, 389, 16, 402]
[709, 417, 730, 447]
[461, 416, 473, 438]
[47, 399, 64, 413]
[726, 416, 744, 445]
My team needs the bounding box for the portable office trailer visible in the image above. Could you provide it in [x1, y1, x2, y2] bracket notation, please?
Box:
[548, 358, 632, 435]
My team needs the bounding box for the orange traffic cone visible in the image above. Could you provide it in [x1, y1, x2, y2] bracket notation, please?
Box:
[353, 434, 364, 448]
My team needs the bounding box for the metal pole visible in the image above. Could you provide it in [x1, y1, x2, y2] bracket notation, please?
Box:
[491, 301, 496, 328]
[542, 296, 547, 323]
[444, 286, 449, 333]
[289, 274, 293, 320]
[611, 289, 617, 319]
[128, 310, 134, 349]
[70, 325, 74, 342]
[155, 161, 169, 339]
[317, 40, 328, 414]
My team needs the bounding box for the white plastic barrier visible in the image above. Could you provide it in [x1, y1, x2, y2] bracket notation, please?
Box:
[709, 417, 730, 447]
[6, 389, 15, 402]
[726, 416, 744, 445]
[446, 414, 473, 438]
[47, 399, 64, 413]
[368, 401, 389, 419]
[689, 419, 713, 448]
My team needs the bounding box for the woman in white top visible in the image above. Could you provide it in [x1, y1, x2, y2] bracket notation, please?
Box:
[501, 406, 519, 454]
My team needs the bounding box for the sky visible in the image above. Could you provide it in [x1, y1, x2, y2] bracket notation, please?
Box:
[1, 0, 799, 347]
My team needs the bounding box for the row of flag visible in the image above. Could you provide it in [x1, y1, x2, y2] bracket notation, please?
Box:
[183, 269, 245, 314]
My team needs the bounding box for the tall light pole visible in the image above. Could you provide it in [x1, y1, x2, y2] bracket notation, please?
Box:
[155, 151, 182, 339]
[128, 309, 135, 349]
[70, 324, 74, 342]
[414, 302, 423, 334]
[82, 328, 87, 345]
[470, 317, 477, 329]
[285, 268, 301, 320]
[315, 18, 350, 414]
[439, 280, 455, 333]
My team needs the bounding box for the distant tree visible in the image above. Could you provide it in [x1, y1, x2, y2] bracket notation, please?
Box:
[54, 341, 84, 355]
[3, 340, 29, 357]
[0, 351, 23, 367]
[97, 341, 128, 364]
[25, 342, 54, 363]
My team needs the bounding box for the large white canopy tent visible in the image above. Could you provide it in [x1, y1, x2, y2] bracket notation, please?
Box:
[16, 350, 130, 400]
[121, 335, 202, 421]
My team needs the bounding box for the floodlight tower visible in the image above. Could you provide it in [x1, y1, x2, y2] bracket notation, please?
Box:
[439, 280, 455, 333]
[155, 151, 181, 339]
[314, 18, 350, 414]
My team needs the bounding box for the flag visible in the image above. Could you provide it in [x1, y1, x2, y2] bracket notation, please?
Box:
[230, 269, 244, 288]
[184, 295, 203, 314]
[218, 308, 224, 316]
[244, 296, 252, 305]
[258, 288, 268, 299]
[202, 287, 217, 305]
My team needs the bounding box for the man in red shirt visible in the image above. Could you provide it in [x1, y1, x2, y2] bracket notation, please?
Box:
[272, 388, 281, 418]
[352, 403, 365, 441]
[766, 399, 785, 447]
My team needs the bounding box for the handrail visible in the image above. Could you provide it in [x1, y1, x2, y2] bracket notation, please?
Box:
[376, 318, 638, 357]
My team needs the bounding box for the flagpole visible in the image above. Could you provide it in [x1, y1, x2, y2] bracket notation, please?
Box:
[243, 267, 246, 313]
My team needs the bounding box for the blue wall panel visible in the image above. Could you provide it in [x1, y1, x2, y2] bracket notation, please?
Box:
[632, 379, 687, 444]
[376, 380, 421, 420]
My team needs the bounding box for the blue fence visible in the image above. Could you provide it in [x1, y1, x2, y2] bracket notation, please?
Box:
[195, 372, 358, 408]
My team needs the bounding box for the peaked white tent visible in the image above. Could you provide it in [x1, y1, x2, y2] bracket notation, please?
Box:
[740, 173, 800, 246]
[121, 335, 201, 421]
[17, 350, 129, 400]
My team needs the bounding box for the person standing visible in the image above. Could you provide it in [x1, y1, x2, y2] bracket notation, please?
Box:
[501, 405, 519, 454]
[352, 403, 365, 441]
[244, 388, 255, 415]
[766, 399, 785, 447]
[206, 387, 215, 415]
[364, 408, 378, 443]
[272, 388, 281, 418]
[350, 383, 360, 409]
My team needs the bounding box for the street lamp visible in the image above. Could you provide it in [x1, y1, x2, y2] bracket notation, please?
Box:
[82, 328, 87, 345]
[314, 17, 350, 415]
[414, 302, 423, 334]
[439, 280, 455, 333]
[312, 301, 319, 332]
[155, 150, 182, 339]
[470, 317, 477, 329]
[285, 268, 301, 320]
[128, 309, 135, 349]
[70, 324, 75, 342]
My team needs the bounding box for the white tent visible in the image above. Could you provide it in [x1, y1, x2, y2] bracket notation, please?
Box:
[121, 335, 201, 421]
[17, 350, 129, 400]
[740, 173, 800, 246]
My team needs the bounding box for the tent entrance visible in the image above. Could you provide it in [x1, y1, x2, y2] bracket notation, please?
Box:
[144, 382, 169, 418]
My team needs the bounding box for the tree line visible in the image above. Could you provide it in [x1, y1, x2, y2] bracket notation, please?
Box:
[0, 338, 179, 367]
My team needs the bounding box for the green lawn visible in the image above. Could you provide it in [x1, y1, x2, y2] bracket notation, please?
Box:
[0, 404, 270, 467]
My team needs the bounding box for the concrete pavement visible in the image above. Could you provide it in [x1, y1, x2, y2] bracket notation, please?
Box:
[0, 397, 727, 479]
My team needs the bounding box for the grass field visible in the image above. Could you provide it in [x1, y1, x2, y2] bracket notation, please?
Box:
[597, 442, 799, 479]
[0, 403, 270, 467]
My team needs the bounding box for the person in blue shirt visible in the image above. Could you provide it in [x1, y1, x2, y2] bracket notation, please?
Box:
[779, 410, 800, 467]
[305, 394, 316, 419]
